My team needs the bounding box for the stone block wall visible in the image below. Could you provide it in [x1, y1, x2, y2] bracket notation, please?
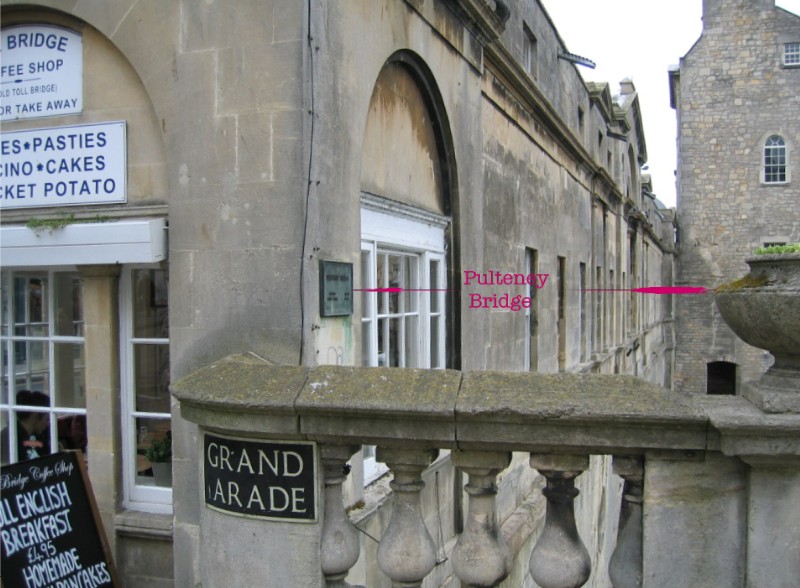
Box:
[674, 0, 800, 393]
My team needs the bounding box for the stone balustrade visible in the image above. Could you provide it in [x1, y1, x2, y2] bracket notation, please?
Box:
[173, 355, 800, 587]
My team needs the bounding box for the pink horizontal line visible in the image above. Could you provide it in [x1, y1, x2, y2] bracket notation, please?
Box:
[354, 288, 452, 293]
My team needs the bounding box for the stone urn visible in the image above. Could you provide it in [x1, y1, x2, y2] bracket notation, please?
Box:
[715, 253, 800, 412]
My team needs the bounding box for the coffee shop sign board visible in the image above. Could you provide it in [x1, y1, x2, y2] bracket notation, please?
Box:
[1, 25, 83, 121]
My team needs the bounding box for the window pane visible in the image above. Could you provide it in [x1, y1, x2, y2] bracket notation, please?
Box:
[378, 318, 387, 366]
[388, 255, 401, 314]
[377, 254, 387, 315]
[52, 342, 86, 409]
[53, 273, 83, 336]
[14, 275, 48, 337]
[57, 412, 88, 454]
[133, 269, 169, 339]
[134, 344, 171, 413]
[1, 340, 8, 404]
[16, 340, 49, 384]
[430, 318, 440, 368]
[389, 318, 400, 366]
[135, 416, 172, 487]
[404, 315, 418, 367]
[430, 260, 440, 313]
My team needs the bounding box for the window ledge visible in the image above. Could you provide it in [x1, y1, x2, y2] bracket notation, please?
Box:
[114, 510, 173, 540]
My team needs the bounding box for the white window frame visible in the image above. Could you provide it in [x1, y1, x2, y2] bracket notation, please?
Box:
[783, 42, 800, 67]
[1, 269, 86, 464]
[359, 198, 448, 482]
[120, 265, 172, 513]
[762, 134, 789, 185]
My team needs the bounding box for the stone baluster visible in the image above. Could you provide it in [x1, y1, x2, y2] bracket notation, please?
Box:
[529, 454, 592, 588]
[608, 457, 643, 588]
[375, 448, 438, 588]
[320, 445, 362, 588]
[451, 450, 512, 588]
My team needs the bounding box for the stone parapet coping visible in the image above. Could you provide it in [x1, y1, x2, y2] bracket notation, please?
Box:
[172, 354, 800, 459]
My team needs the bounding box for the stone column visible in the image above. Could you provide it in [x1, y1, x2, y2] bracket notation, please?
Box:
[529, 454, 591, 588]
[79, 265, 121, 550]
[376, 447, 438, 588]
[743, 457, 800, 587]
[451, 450, 511, 587]
[320, 444, 362, 587]
[608, 456, 643, 588]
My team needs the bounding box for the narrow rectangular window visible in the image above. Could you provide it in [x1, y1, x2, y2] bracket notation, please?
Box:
[525, 248, 539, 372]
[121, 266, 171, 512]
[764, 135, 787, 184]
[579, 263, 587, 362]
[523, 23, 538, 80]
[557, 257, 566, 372]
[784, 42, 800, 66]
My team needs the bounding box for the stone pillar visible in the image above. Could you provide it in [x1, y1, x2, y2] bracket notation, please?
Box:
[376, 447, 438, 588]
[451, 450, 511, 588]
[642, 451, 746, 587]
[609, 456, 643, 588]
[742, 458, 800, 587]
[529, 454, 591, 588]
[79, 265, 121, 551]
[320, 445, 362, 587]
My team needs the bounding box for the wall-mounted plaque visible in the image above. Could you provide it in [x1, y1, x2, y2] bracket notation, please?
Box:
[320, 260, 353, 317]
[203, 434, 317, 522]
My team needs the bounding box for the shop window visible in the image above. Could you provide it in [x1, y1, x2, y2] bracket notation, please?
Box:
[1, 271, 86, 465]
[707, 361, 737, 395]
[763, 135, 787, 184]
[120, 266, 171, 512]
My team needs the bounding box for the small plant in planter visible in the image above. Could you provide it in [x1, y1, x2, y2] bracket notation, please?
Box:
[754, 243, 800, 255]
[145, 432, 172, 487]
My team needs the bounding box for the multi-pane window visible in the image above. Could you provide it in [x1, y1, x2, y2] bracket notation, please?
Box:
[121, 266, 171, 512]
[784, 42, 800, 66]
[764, 135, 787, 184]
[360, 245, 446, 370]
[360, 204, 448, 482]
[1, 271, 86, 465]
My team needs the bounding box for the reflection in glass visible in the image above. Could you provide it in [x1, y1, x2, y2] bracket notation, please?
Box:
[134, 344, 171, 413]
[52, 343, 86, 409]
[135, 416, 172, 487]
[133, 269, 169, 339]
[53, 274, 83, 337]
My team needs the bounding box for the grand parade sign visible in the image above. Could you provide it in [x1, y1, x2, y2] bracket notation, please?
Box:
[0, 121, 127, 210]
[204, 434, 318, 522]
[1, 25, 83, 121]
[0, 452, 119, 588]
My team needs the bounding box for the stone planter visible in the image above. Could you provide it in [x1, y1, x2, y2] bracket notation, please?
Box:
[715, 253, 800, 412]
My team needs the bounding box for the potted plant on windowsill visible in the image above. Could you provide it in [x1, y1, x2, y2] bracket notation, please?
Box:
[715, 244, 800, 412]
[145, 433, 172, 487]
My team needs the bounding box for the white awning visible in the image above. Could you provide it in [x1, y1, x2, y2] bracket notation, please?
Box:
[1, 217, 167, 267]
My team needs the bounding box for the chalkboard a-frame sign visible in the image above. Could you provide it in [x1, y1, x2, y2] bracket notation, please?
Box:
[1, 451, 120, 588]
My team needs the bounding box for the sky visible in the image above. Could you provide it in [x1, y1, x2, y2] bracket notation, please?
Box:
[541, 0, 800, 208]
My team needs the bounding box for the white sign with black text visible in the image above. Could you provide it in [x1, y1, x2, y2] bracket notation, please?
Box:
[1, 25, 83, 121]
[0, 121, 127, 210]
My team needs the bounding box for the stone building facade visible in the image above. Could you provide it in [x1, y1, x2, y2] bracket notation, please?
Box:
[0, 1, 674, 586]
[671, 0, 800, 394]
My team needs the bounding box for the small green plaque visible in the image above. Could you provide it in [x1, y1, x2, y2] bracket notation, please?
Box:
[320, 260, 353, 317]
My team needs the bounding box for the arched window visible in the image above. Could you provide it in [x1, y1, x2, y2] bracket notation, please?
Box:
[763, 135, 787, 184]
